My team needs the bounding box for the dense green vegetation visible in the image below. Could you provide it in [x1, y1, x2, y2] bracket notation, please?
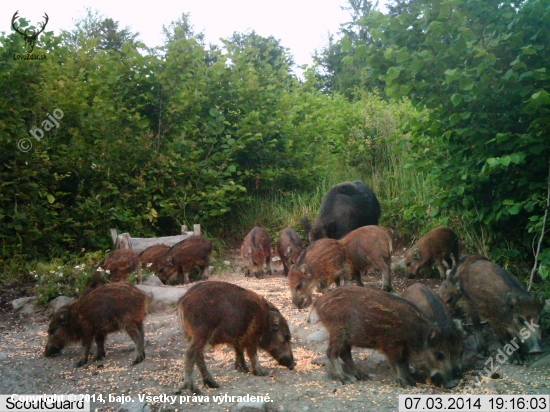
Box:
[1, 1, 549, 298]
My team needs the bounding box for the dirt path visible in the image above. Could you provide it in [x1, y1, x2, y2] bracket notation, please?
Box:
[1, 254, 549, 412]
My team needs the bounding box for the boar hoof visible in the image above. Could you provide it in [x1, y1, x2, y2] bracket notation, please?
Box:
[355, 371, 371, 381]
[203, 378, 220, 388]
[183, 381, 201, 395]
[396, 376, 416, 388]
[74, 359, 87, 368]
[235, 363, 249, 373]
[253, 366, 269, 376]
[338, 374, 357, 385]
[132, 354, 145, 365]
[383, 285, 393, 293]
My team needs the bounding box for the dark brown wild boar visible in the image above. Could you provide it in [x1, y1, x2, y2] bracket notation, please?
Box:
[45, 283, 148, 367]
[402, 283, 464, 379]
[241, 227, 272, 279]
[277, 228, 303, 277]
[439, 255, 545, 364]
[84, 249, 140, 294]
[306, 181, 381, 242]
[288, 238, 352, 309]
[339, 225, 393, 291]
[158, 236, 213, 284]
[177, 281, 295, 393]
[405, 227, 459, 279]
[308, 286, 456, 388]
[139, 244, 170, 274]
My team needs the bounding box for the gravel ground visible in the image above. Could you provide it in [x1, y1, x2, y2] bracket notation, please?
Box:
[1, 251, 549, 412]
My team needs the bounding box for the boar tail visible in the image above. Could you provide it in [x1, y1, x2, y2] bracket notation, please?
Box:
[177, 303, 188, 338]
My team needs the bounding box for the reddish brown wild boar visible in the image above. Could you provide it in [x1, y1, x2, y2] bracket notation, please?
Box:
[158, 236, 213, 284]
[405, 227, 459, 279]
[177, 281, 295, 393]
[45, 283, 148, 367]
[339, 225, 393, 291]
[277, 228, 303, 277]
[308, 286, 456, 388]
[139, 244, 170, 274]
[84, 249, 140, 294]
[402, 283, 464, 379]
[439, 255, 545, 364]
[241, 227, 272, 279]
[288, 238, 352, 309]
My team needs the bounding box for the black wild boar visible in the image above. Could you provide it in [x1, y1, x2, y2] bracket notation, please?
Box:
[139, 244, 170, 274]
[241, 227, 272, 279]
[177, 281, 295, 393]
[307, 181, 381, 242]
[158, 236, 213, 284]
[339, 225, 393, 291]
[277, 228, 303, 277]
[405, 227, 459, 279]
[402, 283, 464, 379]
[45, 283, 148, 367]
[288, 238, 352, 309]
[308, 286, 455, 388]
[84, 249, 141, 294]
[439, 255, 545, 364]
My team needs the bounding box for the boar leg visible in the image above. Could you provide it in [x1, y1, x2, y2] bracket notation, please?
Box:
[196, 353, 219, 388]
[339, 344, 370, 381]
[377, 258, 393, 292]
[234, 347, 249, 373]
[435, 257, 447, 280]
[94, 335, 106, 361]
[126, 324, 146, 365]
[183, 340, 203, 393]
[265, 258, 273, 276]
[183, 272, 190, 284]
[471, 314, 488, 356]
[75, 337, 93, 367]
[387, 354, 416, 388]
[352, 268, 364, 286]
[326, 338, 356, 384]
[246, 345, 268, 376]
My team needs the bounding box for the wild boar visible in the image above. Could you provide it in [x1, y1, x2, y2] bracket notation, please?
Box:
[338, 225, 393, 291]
[139, 244, 170, 274]
[177, 281, 295, 393]
[402, 283, 464, 379]
[241, 227, 272, 279]
[306, 181, 381, 242]
[277, 228, 303, 277]
[308, 286, 455, 388]
[405, 227, 459, 279]
[45, 283, 148, 367]
[84, 249, 141, 294]
[288, 238, 352, 309]
[158, 236, 213, 284]
[439, 255, 545, 364]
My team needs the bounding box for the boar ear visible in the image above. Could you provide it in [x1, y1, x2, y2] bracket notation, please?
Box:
[506, 292, 518, 309]
[412, 248, 421, 259]
[269, 310, 280, 332]
[425, 329, 439, 347]
[299, 264, 308, 274]
[58, 307, 70, 325]
[326, 220, 337, 237]
[286, 246, 291, 256]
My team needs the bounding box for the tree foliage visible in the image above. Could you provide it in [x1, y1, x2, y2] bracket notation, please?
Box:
[0, 13, 356, 260]
[354, 0, 550, 267]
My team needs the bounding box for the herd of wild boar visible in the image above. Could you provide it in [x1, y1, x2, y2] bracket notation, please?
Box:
[44, 181, 546, 393]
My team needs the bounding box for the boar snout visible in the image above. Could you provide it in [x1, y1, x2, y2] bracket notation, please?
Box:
[44, 344, 62, 357]
[430, 371, 458, 389]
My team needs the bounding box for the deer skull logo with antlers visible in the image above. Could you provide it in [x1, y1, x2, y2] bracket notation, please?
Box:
[12, 11, 49, 53]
